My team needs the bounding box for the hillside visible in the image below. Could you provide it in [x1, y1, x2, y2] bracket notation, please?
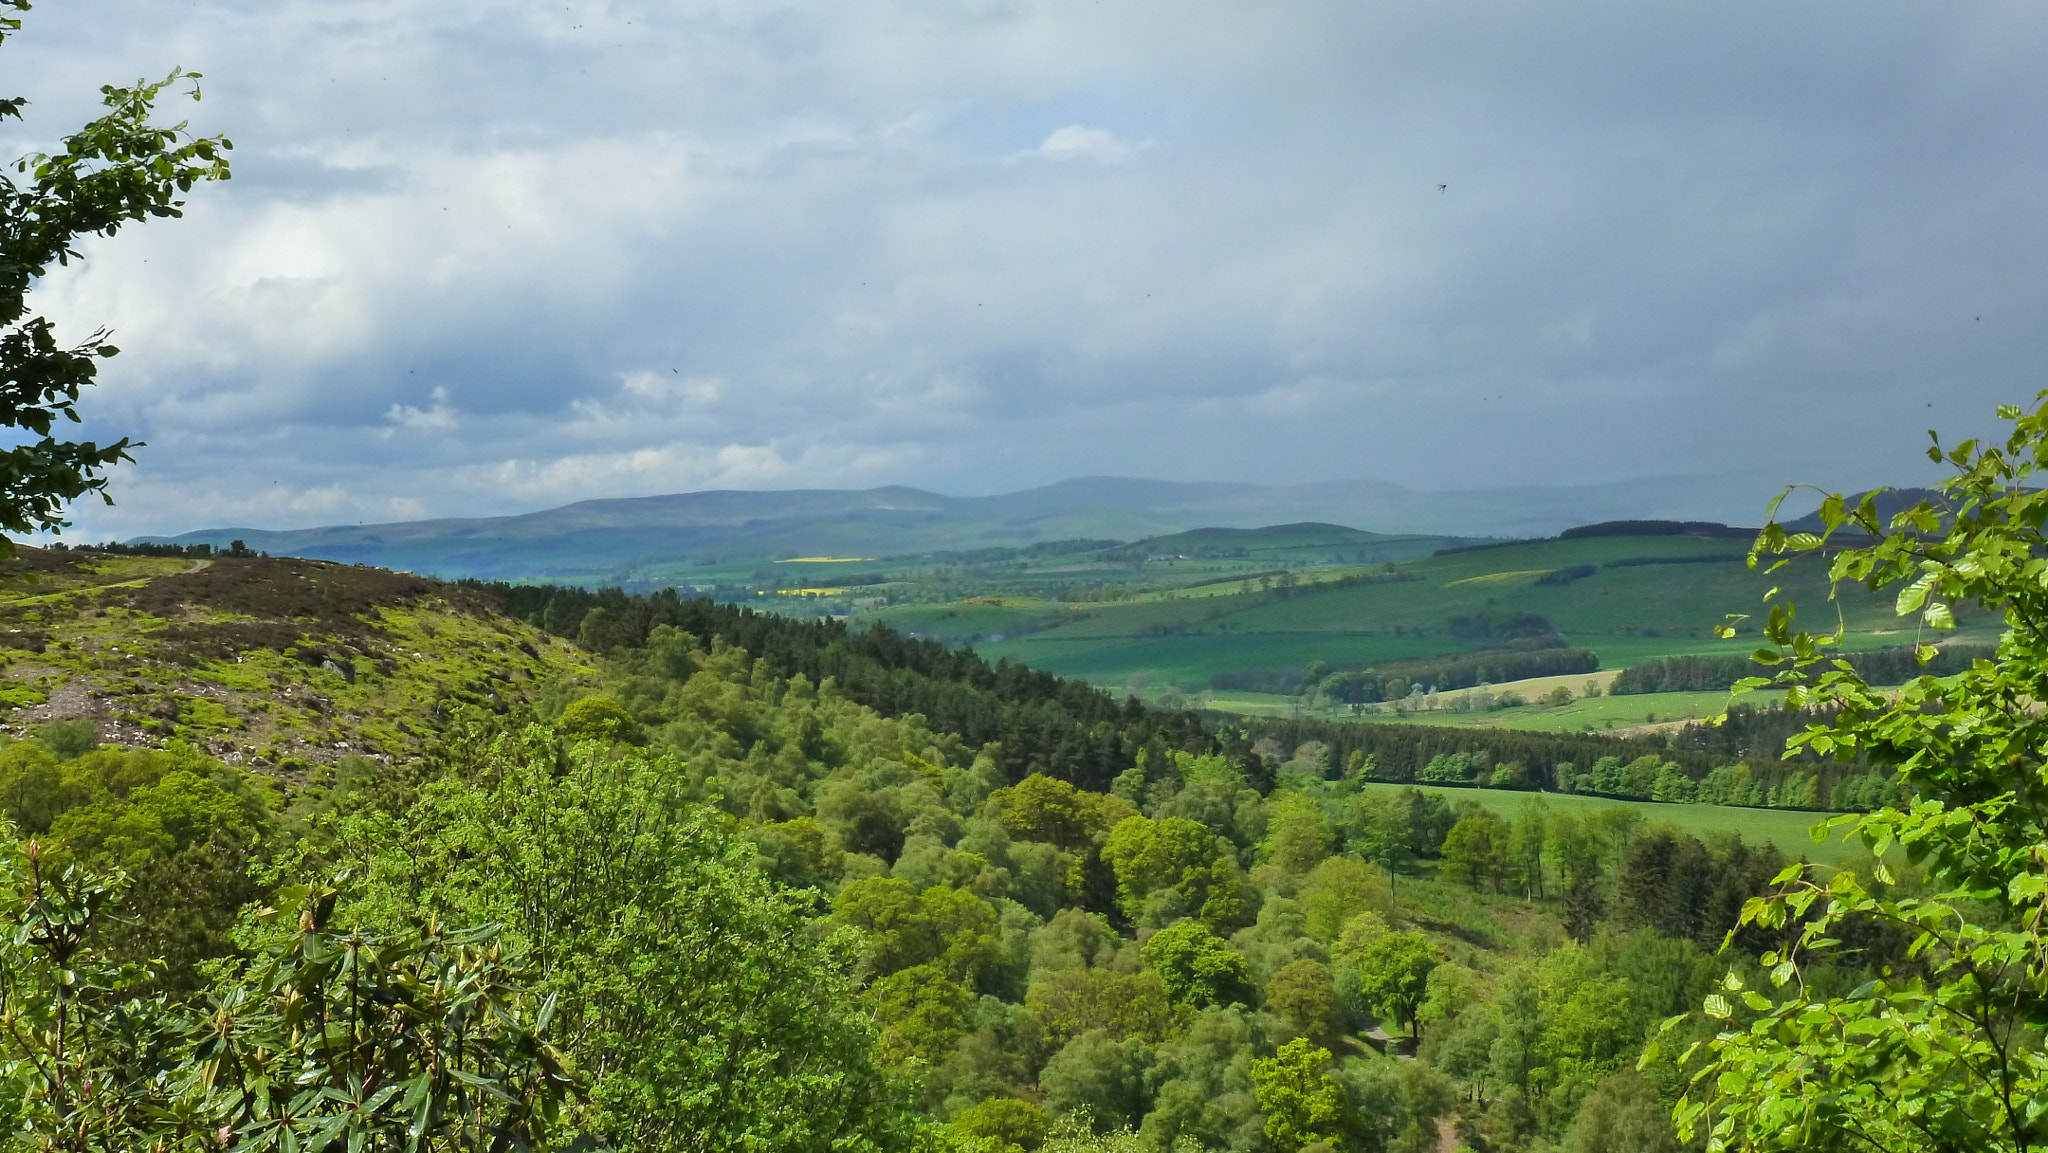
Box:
[0, 540, 1914, 1153]
[131, 472, 1797, 584]
[0, 546, 592, 775]
[1103, 523, 1448, 562]
[899, 529, 1987, 699]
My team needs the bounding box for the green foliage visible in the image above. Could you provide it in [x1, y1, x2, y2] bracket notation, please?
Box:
[946, 1096, 1052, 1152]
[835, 876, 1001, 983]
[0, 845, 179, 1150]
[553, 693, 642, 743]
[1259, 790, 1334, 874]
[0, 550, 591, 766]
[1611, 641, 1995, 694]
[1140, 920, 1256, 1010]
[986, 773, 1125, 850]
[31, 719, 96, 760]
[1349, 930, 1437, 1042]
[1334, 1056, 1458, 1153]
[1263, 959, 1345, 1049]
[1561, 1071, 1679, 1153]
[337, 725, 914, 1152]
[0, 840, 570, 1153]
[1669, 397, 2048, 1152]
[1614, 828, 1782, 948]
[1038, 1032, 1157, 1134]
[1103, 815, 1250, 929]
[0, 5, 230, 539]
[0, 500, 1919, 1151]
[190, 890, 574, 1152]
[871, 963, 975, 1063]
[1440, 810, 1510, 889]
[0, 740, 271, 864]
[472, 593, 1219, 794]
[1025, 966, 1177, 1047]
[1249, 1038, 1347, 1153]
[1296, 855, 1380, 943]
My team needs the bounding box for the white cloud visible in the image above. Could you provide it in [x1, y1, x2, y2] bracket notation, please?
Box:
[618, 371, 724, 406]
[1037, 125, 1133, 164]
[384, 386, 458, 433]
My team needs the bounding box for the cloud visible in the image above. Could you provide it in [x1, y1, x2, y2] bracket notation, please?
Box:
[1, 0, 2039, 540]
[1037, 125, 1133, 164]
[385, 387, 459, 433]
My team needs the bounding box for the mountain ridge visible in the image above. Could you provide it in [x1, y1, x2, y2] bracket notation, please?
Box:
[131, 472, 1801, 583]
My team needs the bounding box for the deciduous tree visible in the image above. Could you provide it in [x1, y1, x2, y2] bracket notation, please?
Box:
[0, 1, 230, 541]
[1250, 1038, 1347, 1153]
[1351, 930, 1437, 1044]
[1139, 919, 1255, 1010]
[1667, 395, 2048, 1152]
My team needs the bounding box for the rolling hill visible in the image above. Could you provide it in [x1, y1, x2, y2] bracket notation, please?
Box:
[908, 527, 1990, 696]
[130, 472, 1801, 583]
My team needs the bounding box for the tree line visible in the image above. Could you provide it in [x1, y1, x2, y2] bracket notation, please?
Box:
[1215, 644, 1596, 702]
[1610, 641, 1997, 694]
[460, 581, 1224, 792]
[1235, 715, 1890, 811]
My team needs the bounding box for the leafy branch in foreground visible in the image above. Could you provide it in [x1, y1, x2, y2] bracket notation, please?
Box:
[0, 835, 573, 1151]
[1660, 394, 2048, 1152]
[0, 0, 231, 541]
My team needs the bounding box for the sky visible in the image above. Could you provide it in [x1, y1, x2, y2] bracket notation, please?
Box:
[7, 0, 2046, 538]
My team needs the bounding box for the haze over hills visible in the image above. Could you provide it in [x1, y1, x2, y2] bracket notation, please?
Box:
[134, 472, 1800, 583]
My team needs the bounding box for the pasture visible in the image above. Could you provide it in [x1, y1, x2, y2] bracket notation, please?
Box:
[1353, 781, 1872, 867]
[973, 530, 1996, 692]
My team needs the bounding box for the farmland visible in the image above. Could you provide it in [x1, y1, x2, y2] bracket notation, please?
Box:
[941, 529, 1990, 702]
[1355, 781, 1869, 866]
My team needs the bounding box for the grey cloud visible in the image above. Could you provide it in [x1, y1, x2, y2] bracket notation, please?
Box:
[2, 0, 2039, 539]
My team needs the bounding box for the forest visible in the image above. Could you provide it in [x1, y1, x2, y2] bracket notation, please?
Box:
[21, 406, 2048, 1153]
[7, 455, 2048, 1151]
[0, 617, 1805, 1152]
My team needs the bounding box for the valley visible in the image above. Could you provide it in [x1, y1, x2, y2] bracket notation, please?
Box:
[0, 511, 1957, 1152]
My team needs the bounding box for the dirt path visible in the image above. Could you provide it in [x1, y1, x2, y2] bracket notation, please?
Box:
[0, 557, 207, 609]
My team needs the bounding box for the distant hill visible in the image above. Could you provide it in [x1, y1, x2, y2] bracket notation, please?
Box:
[132, 472, 1786, 583]
[1105, 522, 1453, 562]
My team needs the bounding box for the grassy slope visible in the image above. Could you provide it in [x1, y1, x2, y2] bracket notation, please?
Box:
[0, 549, 593, 775]
[1356, 781, 1867, 867]
[1115, 522, 1451, 562]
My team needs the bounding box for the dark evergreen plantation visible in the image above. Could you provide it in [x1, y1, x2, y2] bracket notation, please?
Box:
[464, 579, 1889, 811]
[465, 580, 1221, 791]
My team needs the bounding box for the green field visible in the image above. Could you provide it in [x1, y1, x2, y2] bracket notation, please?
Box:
[1356, 782, 1871, 867]
[1377, 688, 1756, 732]
[964, 531, 1996, 692]
[1203, 687, 1782, 732]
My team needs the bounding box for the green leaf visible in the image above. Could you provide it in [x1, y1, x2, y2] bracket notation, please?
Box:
[1895, 579, 1931, 616]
